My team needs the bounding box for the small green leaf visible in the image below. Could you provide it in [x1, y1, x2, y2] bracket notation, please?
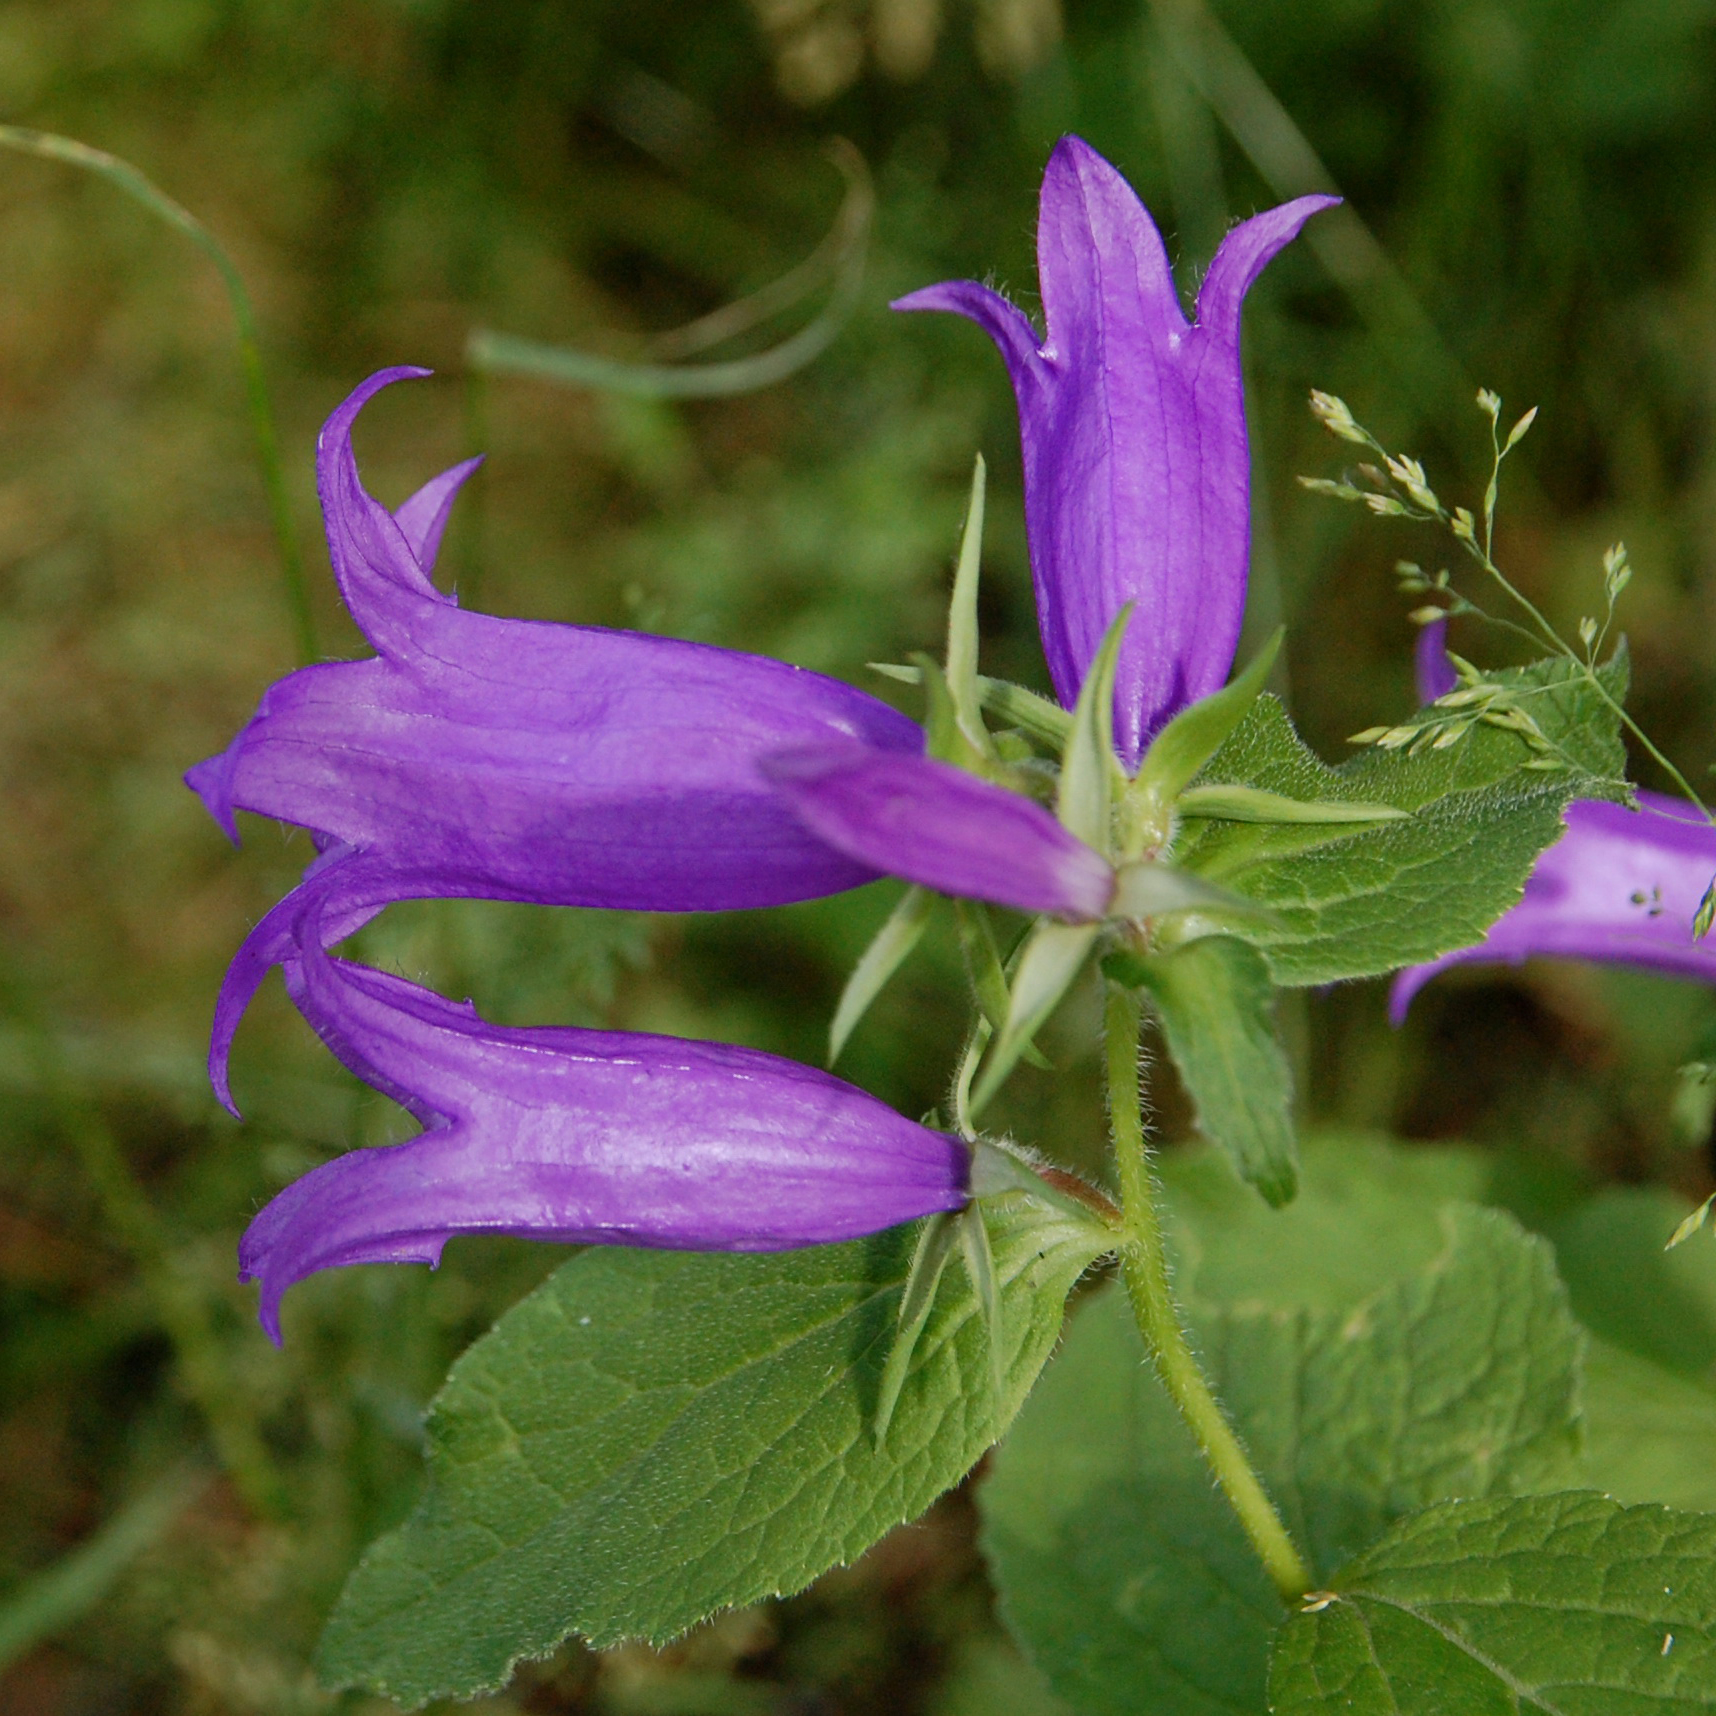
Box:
[982, 1198, 1583, 1716]
[955, 901, 1048, 1069]
[1175, 784, 1407, 825]
[1057, 608, 1130, 851]
[916, 653, 988, 773]
[829, 885, 934, 1064]
[318, 1200, 1109, 1706]
[973, 920, 1098, 1115]
[945, 453, 988, 750]
[869, 664, 1071, 752]
[1126, 936, 1298, 1205]
[959, 1201, 1005, 1402]
[1674, 1197, 1716, 1250]
[1269, 1492, 1716, 1714]
[1125, 629, 1283, 843]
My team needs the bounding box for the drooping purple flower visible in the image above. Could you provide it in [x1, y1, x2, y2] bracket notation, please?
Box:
[1389, 792, 1716, 1021]
[188, 368, 921, 1059]
[763, 744, 1114, 919]
[1391, 623, 1716, 1018]
[240, 889, 968, 1343]
[894, 137, 1336, 766]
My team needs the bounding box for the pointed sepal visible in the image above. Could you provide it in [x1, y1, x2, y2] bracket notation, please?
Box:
[829, 885, 935, 1064]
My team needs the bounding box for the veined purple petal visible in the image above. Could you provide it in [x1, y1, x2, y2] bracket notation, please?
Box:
[239, 907, 968, 1343]
[764, 744, 1114, 919]
[187, 370, 923, 998]
[1415, 617, 1459, 703]
[1389, 792, 1716, 1022]
[895, 136, 1336, 766]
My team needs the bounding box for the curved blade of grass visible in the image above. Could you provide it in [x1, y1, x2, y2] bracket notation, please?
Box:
[468, 140, 872, 399]
[0, 126, 313, 666]
[0, 1464, 209, 1671]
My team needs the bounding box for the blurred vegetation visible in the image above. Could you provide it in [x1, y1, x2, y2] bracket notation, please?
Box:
[4, 0, 1716, 1708]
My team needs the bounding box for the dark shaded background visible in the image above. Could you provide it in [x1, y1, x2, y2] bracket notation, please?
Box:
[4, 0, 1716, 1709]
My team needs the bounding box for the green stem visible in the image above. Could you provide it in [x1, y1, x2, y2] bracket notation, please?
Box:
[1104, 986, 1312, 1602]
[0, 126, 315, 668]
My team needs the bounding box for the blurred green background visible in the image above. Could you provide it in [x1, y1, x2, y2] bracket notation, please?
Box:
[4, 0, 1716, 1709]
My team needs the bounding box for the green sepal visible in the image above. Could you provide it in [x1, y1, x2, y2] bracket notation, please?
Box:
[959, 1201, 1005, 1404]
[1176, 784, 1408, 826]
[1120, 935, 1298, 1206]
[944, 453, 988, 753]
[828, 885, 934, 1064]
[873, 1209, 960, 1445]
[955, 900, 1050, 1070]
[1057, 607, 1131, 851]
[972, 920, 1099, 1117]
[870, 663, 1072, 752]
[1125, 629, 1284, 849]
[914, 652, 989, 774]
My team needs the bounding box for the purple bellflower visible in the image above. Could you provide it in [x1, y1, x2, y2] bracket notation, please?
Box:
[894, 137, 1336, 766]
[239, 886, 968, 1343]
[1391, 622, 1716, 1020]
[188, 369, 922, 1083]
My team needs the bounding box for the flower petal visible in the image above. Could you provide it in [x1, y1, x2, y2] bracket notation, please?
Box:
[239, 912, 968, 1343]
[393, 455, 483, 574]
[1415, 617, 1459, 704]
[765, 744, 1114, 919]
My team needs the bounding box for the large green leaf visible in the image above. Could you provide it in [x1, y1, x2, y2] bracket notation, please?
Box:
[317, 1198, 1107, 1708]
[1269, 1492, 1716, 1712]
[1173, 652, 1629, 985]
[980, 1202, 1582, 1716]
[1123, 936, 1297, 1206]
[1584, 1338, 1716, 1512]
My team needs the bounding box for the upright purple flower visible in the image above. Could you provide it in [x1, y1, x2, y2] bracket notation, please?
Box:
[895, 137, 1335, 765]
[1392, 623, 1716, 1018]
[239, 887, 968, 1343]
[189, 369, 921, 1068]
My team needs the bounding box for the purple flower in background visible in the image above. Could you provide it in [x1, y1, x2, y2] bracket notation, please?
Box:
[188, 369, 921, 1064]
[1391, 623, 1716, 1018]
[895, 137, 1335, 766]
[240, 888, 968, 1343]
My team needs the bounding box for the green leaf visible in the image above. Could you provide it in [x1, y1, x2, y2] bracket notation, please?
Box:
[1126, 628, 1283, 836]
[829, 884, 934, 1064]
[318, 1200, 1108, 1707]
[1269, 1492, 1716, 1713]
[981, 1200, 1582, 1715]
[1125, 935, 1298, 1205]
[1174, 653, 1629, 984]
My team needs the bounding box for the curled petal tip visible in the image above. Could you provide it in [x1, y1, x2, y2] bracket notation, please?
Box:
[184, 751, 241, 846]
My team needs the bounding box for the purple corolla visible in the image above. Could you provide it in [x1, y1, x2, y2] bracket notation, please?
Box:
[188, 368, 921, 1063]
[1391, 622, 1716, 1018]
[895, 137, 1335, 766]
[240, 888, 968, 1342]
[764, 744, 1115, 919]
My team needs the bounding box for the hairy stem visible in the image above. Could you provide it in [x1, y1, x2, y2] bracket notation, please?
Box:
[1105, 985, 1312, 1602]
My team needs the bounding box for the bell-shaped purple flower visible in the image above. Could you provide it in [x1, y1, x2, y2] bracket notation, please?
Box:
[1391, 623, 1716, 1018]
[240, 890, 968, 1343]
[894, 137, 1335, 767]
[188, 368, 921, 1062]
